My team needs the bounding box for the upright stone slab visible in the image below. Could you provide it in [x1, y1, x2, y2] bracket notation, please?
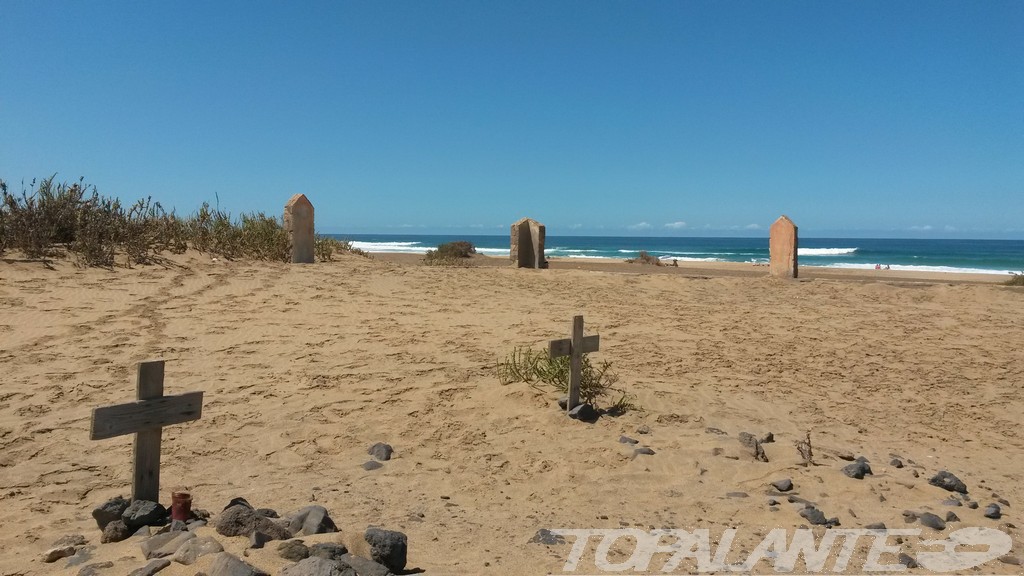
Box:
[284, 194, 314, 264]
[769, 215, 798, 278]
[510, 217, 546, 269]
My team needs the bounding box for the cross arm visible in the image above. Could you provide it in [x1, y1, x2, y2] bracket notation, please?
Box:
[548, 334, 600, 358]
[90, 391, 204, 440]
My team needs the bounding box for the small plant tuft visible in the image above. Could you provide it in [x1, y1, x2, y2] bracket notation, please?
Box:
[1005, 272, 1024, 287]
[424, 240, 477, 266]
[497, 345, 637, 413]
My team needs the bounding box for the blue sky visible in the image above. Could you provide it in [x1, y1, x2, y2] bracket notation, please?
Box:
[2, 1, 1022, 238]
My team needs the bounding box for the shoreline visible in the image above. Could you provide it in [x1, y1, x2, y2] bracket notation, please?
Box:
[370, 251, 1009, 285]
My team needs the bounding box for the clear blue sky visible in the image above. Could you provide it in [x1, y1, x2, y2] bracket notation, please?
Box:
[2, 1, 1022, 238]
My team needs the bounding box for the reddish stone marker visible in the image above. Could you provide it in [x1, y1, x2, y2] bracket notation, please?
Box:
[769, 215, 798, 279]
[284, 194, 315, 264]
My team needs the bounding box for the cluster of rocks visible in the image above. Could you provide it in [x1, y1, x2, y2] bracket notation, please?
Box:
[556, 396, 600, 422]
[361, 442, 394, 471]
[45, 494, 411, 576]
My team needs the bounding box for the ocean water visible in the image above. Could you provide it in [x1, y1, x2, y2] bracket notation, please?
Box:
[331, 234, 1024, 276]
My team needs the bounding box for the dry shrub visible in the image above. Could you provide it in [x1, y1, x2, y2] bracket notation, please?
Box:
[626, 250, 662, 266]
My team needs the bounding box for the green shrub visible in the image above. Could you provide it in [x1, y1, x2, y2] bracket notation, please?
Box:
[72, 191, 121, 267]
[1006, 272, 1024, 287]
[424, 240, 476, 266]
[497, 345, 637, 414]
[239, 212, 289, 261]
[626, 250, 662, 266]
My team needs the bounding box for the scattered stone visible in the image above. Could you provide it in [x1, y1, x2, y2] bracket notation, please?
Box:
[208, 552, 270, 576]
[771, 479, 793, 492]
[365, 527, 407, 573]
[768, 506, 779, 512]
[865, 522, 886, 530]
[557, 396, 568, 410]
[898, 553, 918, 569]
[368, 443, 394, 461]
[123, 500, 168, 530]
[216, 505, 258, 537]
[339, 554, 393, 576]
[929, 471, 968, 494]
[619, 435, 639, 445]
[279, 540, 311, 562]
[842, 460, 872, 479]
[42, 545, 78, 563]
[984, 504, 1002, 519]
[309, 543, 348, 560]
[760, 432, 774, 443]
[529, 528, 565, 545]
[902, 510, 918, 523]
[942, 498, 962, 506]
[250, 531, 273, 549]
[568, 403, 599, 422]
[141, 530, 196, 559]
[287, 505, 338, 536]
[77, 561, 114, 576]
[946, 511, 960, 522]
[92, 496, 131, 530]
[133, 526, 152, 538]
[738, 432, 768, 462]
[255, 508, 279, 518]
[224, 497, 253, 511]
[919, 512, 946, 530]
[65, 546, 95, 567]
[997, 497, 1010, 507]
[998, 554, 1021, 566]
[911, 470, 919, 478]
[633, 447, 655, 457]
[967, 501, 979, 509]
[767, 499, 779, 506]
[705, 427, 727, 436]
[637, 424, 651, 435]
[890, 458, 904, 468]
[127, 559, 171, 576]
[281, 556, 355, 576]
[362, 461, 384, 471]
[172, 536, 224, 565]
[798, 506, 835, 526]
[255, 516, 292, 541]
[726, 492, 749, 498]
[101, 520, 132, 543]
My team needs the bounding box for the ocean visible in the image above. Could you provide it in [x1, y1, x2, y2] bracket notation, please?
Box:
[330, 234, 1024, 276]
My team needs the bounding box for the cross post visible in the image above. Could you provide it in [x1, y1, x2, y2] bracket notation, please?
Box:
[549, 315, 599, 413]
[90, 360, 203, 502]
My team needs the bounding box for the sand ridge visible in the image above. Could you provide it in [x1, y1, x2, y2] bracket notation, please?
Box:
[0, 252, 1021, 574]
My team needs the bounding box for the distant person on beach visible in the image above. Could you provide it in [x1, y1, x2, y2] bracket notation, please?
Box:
[885, 264, 890, 270]
[875, 264, 881, 270]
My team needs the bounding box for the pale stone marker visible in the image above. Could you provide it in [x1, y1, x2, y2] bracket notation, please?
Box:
[90, 360, 204, 502]
[510, 217, 546, 268]
[549, 315, 600, 413]
[284, 194, 315, 264]
[769, 215, 798, 278]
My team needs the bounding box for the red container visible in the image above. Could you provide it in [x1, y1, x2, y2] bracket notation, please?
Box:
[170, 491, 192, 521]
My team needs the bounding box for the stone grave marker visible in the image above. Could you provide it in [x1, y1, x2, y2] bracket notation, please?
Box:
[284, 194, 315, 264]
[90, 360, 203, 502]
[510, 217, 546, 269]
[549, 315, 600, 413]
[770, 215, 798, 278]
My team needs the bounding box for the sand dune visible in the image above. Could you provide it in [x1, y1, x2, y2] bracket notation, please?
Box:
[1, 252, 1021, 574]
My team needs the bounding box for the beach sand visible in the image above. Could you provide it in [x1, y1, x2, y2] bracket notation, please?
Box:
[1, 251, 1021, 574]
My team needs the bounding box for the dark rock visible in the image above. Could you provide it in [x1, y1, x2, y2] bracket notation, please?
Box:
[132, 526, 152, 538]
[92, 496, 131, 530]
[942, 498, 962, 506]
[193, 508, 213, 520]
[127, 559, 171, 576]
[984, 504, 1002, 519]
[287, 505, 338, 536]
[53, 533, 88, 548]
[338, 553, 393, 576]
[250, 531, 273, 549]
[122, 500, 168, 530]
[619, 435, 639, 444]
[216, 505, 258, 537]
[208, 552, 270, 576]
[170, 520, 187, 532]
[279, 540, 311, 562]
[767, 499, 779, 506]
[865, 522, 886, 530]
[929, 471, 968, 494]
[254, 516, 293, 541]
[911, 470, 919, 478]
[902, 510, 918, 523]
[633, 447, 655, 457]
[255, 508, 279, 518]
[898, 553, 918, 569]
[997, 497, 1010, 507]
[946, 511, 960, 522]
[141, 530, 196, 559]
[798, 507, 830, 526]
[101, 520, 132, 543]
[78, 561, 114, 576]
[529, 528, 565, 545]
[309, 542, 348, 560]
[557, 396, 568, 410]
[365, 527, 407, 573]
[998, 554, 1021, 566]
[768, 506, 779, 512]
[856, 455, 870, 463]
[65, 545, 95, 567]
[760, 432, 774, 444]
[967, 501, 979, 509]
[568, 403, 599, 422]
[361, 461, 384, 471]
[281, 556, 356, 576]
[171, 536, 224, 565]
[224, 498, 254, 511]
[704, 427, 727, 435]
[42, 545, 77, 563]
[738, 432, 768, 462]
[368, 443, 394, 461]
[919, 512, 946, 530]
[890, 458, 904, 468]
[771, 479, 793, 492]
[842, 460, 872, 479]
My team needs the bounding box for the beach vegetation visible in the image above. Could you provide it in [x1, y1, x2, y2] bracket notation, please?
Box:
[424, 240, 476, 266]
[1005, 272, 1024, 287]
[626, 250, 662, 266]
[315, 235, 367, 262]
[497, 345, 638, 414]
[0, 175, 366, 267]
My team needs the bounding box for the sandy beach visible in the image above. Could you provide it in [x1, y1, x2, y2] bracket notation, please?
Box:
[1, 251, 1022, 575]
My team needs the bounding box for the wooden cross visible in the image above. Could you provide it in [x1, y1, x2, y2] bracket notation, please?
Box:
[90, 360, 203, 502]
[548, 315, 600, 413]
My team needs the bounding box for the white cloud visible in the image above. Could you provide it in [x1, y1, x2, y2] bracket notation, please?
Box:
[744, 223, 762, 230]
[664, 221, 687, 229]
[628, 222, 652, 230]
[568, 223, 583, 230]
[910, 225, 934, 232]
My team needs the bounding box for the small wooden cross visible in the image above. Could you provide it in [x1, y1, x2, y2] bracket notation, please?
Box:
[549, 315, 600, 413]
[90, 360, 203, 502]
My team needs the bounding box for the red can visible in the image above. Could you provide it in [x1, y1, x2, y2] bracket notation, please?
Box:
[170, 491, 192, 521]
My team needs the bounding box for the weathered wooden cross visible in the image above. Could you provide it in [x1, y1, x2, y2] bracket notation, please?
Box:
[90, 360, 203, 502]
[548, 315, 600, 413]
